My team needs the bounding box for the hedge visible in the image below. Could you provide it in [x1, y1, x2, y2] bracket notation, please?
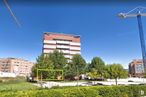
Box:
[0, 85, 146, 97]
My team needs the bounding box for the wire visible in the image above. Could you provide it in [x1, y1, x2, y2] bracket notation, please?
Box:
[125, 6, 146, 15]
[126, 6, 139, 15]
[140, 6, 146, 9]
[3, 0, 21, 27]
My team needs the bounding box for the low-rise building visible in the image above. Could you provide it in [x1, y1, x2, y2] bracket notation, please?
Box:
[0, 58, 34, 77]
[129, 59, 144, 77]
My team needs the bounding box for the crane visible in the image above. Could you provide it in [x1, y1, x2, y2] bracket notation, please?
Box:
[3, 0, 21, 27]
[118, 6, 146, 73]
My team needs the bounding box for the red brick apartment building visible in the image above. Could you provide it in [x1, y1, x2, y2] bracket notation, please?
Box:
[43, 32, 81, 61]
[129, 59, 144, 77]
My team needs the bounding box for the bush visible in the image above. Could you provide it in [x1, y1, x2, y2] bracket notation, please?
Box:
[0, 85, 146, 97]
[0, 80, 2, 83]
[0, 76, 26, 84]
[98, 86, 128, 97]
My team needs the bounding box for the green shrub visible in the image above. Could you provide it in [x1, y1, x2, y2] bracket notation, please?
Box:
[0, 76, 26, 84]
[127, 85, 141, 97]
[98, 86, 128, 97]
[0, 85, 146, 97]
[0, 80, 2, 83]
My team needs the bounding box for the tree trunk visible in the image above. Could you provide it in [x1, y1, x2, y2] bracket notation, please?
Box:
[115, 78, 118, 85]
[94, 81, 95, 85]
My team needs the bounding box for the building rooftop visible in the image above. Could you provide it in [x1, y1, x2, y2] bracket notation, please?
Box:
[0, 57, 33, 63]
[44, 32, 80, 38]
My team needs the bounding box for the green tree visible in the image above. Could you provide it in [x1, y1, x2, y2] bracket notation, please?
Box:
[64, 63, 77, 80]
[49, 50, 67, 69]
[84, 63, 91, 73]
[48, 50, 67, 79]
[36, 53, 53, 69]
[105, 63, 128, 85]
[89, 57, 105, 77]
[32, 53, 53, 78]
[71, 54, 87, 74]
[64, 54, 86, 80]
[31, 65, 37, 77]
[87, 68, 100, 84]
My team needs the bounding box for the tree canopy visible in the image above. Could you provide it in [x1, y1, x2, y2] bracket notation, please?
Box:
[31, 52, 128, 82]
[89, 57, 105, 77]
[32, 51, 67, 79]
[49, 50, 67, 69]
[105, 63, 128, 85]
[64, 62, 77, 80]
[31, 53, 53, 77]
[71, 54, 87, 74]
[64, 54, 86, 80]
[36, 53, 53, 69]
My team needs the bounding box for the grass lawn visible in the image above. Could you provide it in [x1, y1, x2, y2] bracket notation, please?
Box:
[0, 82, 39, 91]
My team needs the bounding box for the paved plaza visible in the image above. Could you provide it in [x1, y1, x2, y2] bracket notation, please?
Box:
[34, 77, 146, 88]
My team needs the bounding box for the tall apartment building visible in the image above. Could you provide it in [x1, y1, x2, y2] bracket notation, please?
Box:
[0, 58, 34, 76]
[43, 32, 81, 61]
[129, 59, 144, 77]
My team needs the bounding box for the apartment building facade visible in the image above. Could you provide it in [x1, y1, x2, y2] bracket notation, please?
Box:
[43, 32, 81, 61]
[129, 59, 144, 77]
[0, 58, 34, 76]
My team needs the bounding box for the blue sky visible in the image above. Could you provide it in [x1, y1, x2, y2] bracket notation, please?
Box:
[0, 1, 146, 68]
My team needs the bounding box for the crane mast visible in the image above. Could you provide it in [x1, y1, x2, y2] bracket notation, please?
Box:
[137, 11, 146, 72]
[119, 7, 146, 73]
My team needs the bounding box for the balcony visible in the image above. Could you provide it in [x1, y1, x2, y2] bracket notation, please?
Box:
[70, 42, 80, 46]
[43, 50, 54, 53]
[56, 45, 70, 49]
[70, 47, 81, 50]
[70, 51, 81, 54]
[64, 55, 71, 58]
[59, 50, 70, 54]
[44, 40, 56, 44]
[44, 45, 56, 49]
[56, 40, 70, 44]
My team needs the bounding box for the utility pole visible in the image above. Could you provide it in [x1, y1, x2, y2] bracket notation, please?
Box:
[118, 6, 146, 73]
